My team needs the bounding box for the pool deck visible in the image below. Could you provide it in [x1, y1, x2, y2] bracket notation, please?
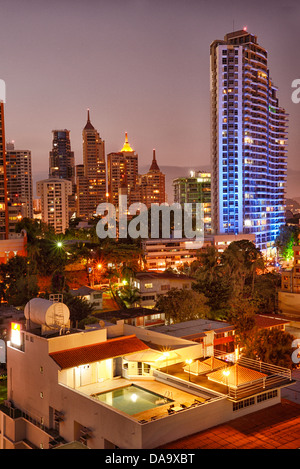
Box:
[75, 376, 212, 422]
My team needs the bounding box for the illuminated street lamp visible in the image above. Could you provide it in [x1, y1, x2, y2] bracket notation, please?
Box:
[223, 369, 230, 394]
[185, 359, 192, 381]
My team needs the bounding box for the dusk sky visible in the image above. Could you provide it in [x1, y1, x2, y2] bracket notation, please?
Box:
[1, 0, 300, 195]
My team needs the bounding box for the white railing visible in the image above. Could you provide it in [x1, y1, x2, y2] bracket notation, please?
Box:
[237, 356, 292, 381]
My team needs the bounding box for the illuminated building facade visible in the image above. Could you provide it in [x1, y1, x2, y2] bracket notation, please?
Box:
[173, 171, 211, 233]
[139, 149, 166, 208]
[210, 30, 288, 253]
[76, 111, 106, 218]
[0, 102, 8, 239]
[36, 177, 72, 233]
[6, 142, 33, 232]
[49, 130, 76, 218]
[49, 130, 75, 185]
[107, 133, 138, 206]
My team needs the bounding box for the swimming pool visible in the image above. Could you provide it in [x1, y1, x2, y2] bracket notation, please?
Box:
[92, 384, 173, 415]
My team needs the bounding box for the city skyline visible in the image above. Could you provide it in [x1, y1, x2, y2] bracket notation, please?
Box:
[0, 0, 299, 195]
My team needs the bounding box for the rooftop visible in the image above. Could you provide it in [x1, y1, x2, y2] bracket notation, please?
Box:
[158, 399, 300, 449]
[135, 271, 193, 281]
[149, 318, 232, 338]
[49, 335, 149, 369]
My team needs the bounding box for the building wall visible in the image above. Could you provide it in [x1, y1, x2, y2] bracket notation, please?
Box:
[36, 178, 72, 233]
[278, 291, 300, 317]
[210, 30, 287, 252]
[1, 323, 284, 449]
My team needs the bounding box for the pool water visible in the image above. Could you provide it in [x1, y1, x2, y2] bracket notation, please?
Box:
[93, 384, 173, 415]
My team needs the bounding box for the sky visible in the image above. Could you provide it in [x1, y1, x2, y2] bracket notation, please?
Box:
[1, 0, 300, 194]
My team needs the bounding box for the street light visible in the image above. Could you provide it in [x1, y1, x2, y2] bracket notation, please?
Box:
[223, 369, 230, 394]
[185, 359, 192, 382]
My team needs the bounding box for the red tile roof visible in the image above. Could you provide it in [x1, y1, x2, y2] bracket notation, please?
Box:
[255, 314, 290, 329]
[158, 399, 300, 449]
[49, 335, 149, 369]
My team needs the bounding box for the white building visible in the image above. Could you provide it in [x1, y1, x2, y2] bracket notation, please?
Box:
[0, 298, 295, 449]
[36, 177, 72, 233]
[132, 271, 193, 308]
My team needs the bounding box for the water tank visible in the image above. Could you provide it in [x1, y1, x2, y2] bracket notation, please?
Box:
[24, 298, 70, 327]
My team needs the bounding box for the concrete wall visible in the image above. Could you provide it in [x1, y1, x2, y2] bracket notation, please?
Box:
[278, 291, 300, 318]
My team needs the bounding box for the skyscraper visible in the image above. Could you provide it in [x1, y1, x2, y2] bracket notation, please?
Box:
[210, 29, 288, 253]
[49, 130, 75, 185]
[0, 102, 8, 239]
[49, 129, 76, 219]
[6, 142, 33, 233]
[139, 149, 166, 208]
[76, 111, 106, 218]
[107, 132, 138, 206]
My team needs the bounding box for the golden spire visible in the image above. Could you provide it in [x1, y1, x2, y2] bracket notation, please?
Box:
[121, 132, 133, 152]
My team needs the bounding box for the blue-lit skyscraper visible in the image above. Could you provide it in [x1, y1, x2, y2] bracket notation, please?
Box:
[210, 30, 288, 253]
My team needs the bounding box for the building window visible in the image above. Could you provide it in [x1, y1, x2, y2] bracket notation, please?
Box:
[233, 397, 255, 411]
[257, 390, 278, 403]
[144, 283, 153, 289]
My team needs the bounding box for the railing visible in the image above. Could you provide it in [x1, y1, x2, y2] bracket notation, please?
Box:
[153, 369, 223, 401]
[237, 356, 292, 381]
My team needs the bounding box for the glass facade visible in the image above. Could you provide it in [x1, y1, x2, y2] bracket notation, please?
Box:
[210, 30, 288, 253]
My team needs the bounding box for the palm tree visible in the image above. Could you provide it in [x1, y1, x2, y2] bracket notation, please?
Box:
[118, 285, 141, 308]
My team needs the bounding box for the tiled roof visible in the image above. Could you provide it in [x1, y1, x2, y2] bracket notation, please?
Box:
[49, 335, 149, 369]
[255, 314, 290, 328]
[208, 364, 267, 387]
[183, 357, 226, 375]
[158, 399, 300, 449]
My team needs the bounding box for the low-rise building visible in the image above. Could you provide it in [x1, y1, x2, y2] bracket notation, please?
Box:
[132, 271, 193, 308]
[96, 307, 165, 328]
[0, 298, 295, 449]
[279, 246, 300, 318]
[142, 237, 205, 271]
[69, 286, 103, 311]
[0, 230, 27, 264]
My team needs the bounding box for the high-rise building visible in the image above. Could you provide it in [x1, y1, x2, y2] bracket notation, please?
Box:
[139, 149, 166, 208]
[0, 102, 8, 239]
[6, 142, 33, 233]
[36, 177, 72, 233]
[49, 129, 76, 219]
[49, 130, 75, 185]
[107, 132, 138, 206]
[210, 29, 288, 253]
[76, 111, 106, 218]
[173, 170, 211, 233]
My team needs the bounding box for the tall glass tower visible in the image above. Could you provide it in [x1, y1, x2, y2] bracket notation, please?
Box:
[0, 102, 8, 239]
[210, 30, 288, 253]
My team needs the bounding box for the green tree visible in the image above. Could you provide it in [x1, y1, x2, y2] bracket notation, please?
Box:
[63, 292, 94, 326]
[221, 240, 264, 297]
[243, 328, 294, 368]
[155, 288, 210, 324]
[275, 225, 300, 261]
[118, 285, 141, 308]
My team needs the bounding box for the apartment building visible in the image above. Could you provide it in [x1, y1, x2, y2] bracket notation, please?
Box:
[210, 29, 288, 254]
[132, 271, 193, 308]
[36, 177, 72, 233]
[0, 299, 294, 449]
